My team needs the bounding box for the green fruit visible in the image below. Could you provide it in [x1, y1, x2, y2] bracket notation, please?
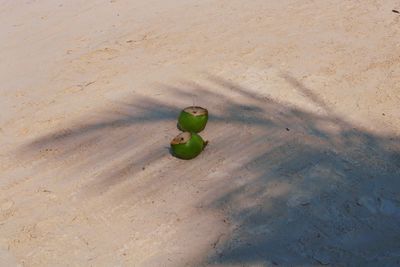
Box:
[178, 106, 208, 133]
[170, 132, 207, 160]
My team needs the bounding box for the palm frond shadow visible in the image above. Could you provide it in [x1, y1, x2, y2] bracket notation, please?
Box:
[17, 74, 400, 265]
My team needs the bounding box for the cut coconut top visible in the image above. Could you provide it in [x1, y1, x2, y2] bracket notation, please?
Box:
[171, 132, 191, 145]
[183, 106, 208, 116]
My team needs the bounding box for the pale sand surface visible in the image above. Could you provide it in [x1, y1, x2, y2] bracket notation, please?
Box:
[1, 0, 400, 266]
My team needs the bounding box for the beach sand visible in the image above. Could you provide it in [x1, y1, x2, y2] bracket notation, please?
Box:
[1, 0, 400, 266]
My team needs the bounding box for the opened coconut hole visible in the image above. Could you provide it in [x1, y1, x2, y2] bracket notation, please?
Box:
[171, 132, 191, 145]
[183, 106, 208, 116]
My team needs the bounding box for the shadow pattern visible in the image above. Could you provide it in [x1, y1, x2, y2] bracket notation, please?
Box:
[17, 74, 400, 266]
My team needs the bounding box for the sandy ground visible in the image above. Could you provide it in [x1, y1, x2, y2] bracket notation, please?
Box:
[1, 0, 400, 266]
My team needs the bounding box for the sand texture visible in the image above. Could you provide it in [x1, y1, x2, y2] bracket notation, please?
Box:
[1, 0, 400, 266]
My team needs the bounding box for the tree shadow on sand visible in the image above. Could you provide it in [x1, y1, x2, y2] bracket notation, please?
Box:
[203, 76, 400, 267]
[17, 74, 400, 266]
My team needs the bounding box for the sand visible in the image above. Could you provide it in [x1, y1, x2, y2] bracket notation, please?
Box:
[1, 0, 400, 266]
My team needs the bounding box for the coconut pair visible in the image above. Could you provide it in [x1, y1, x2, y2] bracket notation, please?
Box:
[170, 106, 208, 160]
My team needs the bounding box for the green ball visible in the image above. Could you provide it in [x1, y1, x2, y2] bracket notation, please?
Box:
[170, 132, 207, 160]
[178, 106, 208, 133]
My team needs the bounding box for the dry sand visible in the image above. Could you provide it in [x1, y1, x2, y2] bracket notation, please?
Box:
[1, 0, 400, 266]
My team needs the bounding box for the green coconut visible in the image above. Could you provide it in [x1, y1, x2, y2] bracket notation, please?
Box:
[170, 132, 207, 160]
[177, 106, 208, 133]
